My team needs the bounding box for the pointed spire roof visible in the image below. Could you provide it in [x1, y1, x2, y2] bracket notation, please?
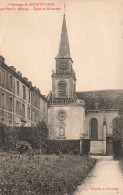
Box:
[56, 15, 71, 59]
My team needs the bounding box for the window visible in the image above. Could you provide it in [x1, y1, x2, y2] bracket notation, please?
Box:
[1, 70, 5, 86]
[23, 85, 26, 100]
[27, 107, 31, 120]
[35, 113, 38, 122]
[8, 113, 12, 122]
[22, 104, 25, 117]
[32, 110, 35, 121]
[35, 96, 39, 108]
[28, 89, 31, 103]
[1, 93, 5, 109]
[90, 118, 98, 140]
[59, 80, 67, 97]
[1, 110, 4, 121]
[17, 81, 19, 95]
[9, 97, 12, 112]
[10, 75, 13, 89]
[16, 101, 19, 114]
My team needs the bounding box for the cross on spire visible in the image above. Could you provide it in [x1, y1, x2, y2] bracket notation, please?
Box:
[64, 1, 65, 16]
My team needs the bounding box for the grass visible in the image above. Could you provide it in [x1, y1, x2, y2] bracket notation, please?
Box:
[0, 153, 96, 195]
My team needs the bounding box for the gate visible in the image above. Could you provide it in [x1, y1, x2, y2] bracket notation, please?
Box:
[106, 137, 113, 155]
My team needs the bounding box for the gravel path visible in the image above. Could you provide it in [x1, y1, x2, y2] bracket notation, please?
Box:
[74, 156, 123, 195]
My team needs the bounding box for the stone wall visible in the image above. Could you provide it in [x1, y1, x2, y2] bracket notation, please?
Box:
[90, 141, 106, 154]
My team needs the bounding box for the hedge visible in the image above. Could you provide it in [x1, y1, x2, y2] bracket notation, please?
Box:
[45, 140, 80, 155]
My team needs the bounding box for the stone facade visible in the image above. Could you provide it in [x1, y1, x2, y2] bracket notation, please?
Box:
[48, 103, 85, 140]
[48, 15, 85, 141]
[84, 110, 117, 140]
[76, 91, 123, 154]
[84, 110, 118, 154]
[0, 56, 48, 126]
[1, 14, 123, 155]
[47, 15, 123, 155]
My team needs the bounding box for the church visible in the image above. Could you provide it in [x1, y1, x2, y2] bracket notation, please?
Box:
[47, 14, 123, 155]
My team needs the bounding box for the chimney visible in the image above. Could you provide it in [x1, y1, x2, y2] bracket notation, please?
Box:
[23, 77, 28, 82]
[10, 66, 16, 72]
[37, 88, 40, 93]
[17, 71, 22, 77]
[0, 56, 5, 63]
[28, 81, 32, 86]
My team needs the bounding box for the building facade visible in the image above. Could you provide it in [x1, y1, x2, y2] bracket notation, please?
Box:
[1, 14, 123, 155]
[48, 15, 85, 140]
[48, 15, 123, 155]
[0, 56, 48, 127]
[76, 90, 123, 155]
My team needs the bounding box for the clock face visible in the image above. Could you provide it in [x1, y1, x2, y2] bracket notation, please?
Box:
[56, 109, 67, 121]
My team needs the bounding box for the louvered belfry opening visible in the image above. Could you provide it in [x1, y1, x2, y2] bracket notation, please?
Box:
[59, 80, 67, 97]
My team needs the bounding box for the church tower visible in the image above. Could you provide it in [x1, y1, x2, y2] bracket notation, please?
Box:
[52, 15, 76, 100]
[48, 15, 85, 140]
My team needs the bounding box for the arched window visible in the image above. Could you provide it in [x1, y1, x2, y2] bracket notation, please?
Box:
[59, 80, 67, 97]
[90, 118, 98, 140]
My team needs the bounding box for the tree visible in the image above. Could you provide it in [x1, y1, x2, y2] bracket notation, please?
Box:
[112, 101, 123, 157]
[18, 121, 49, 152]
[112, 117, 122, 141]
[4, 127, 19, 151]
[36, 121, 49, 153]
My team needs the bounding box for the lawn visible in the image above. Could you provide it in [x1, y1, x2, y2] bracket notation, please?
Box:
[0, 153, 96, 195]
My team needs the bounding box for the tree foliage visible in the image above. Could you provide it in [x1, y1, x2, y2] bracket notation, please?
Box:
[18, 121, 49, 150]
[112, 101, 123, 142]
[0, 121, 49, 152]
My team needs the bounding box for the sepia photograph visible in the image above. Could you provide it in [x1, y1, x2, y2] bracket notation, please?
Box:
[0, 0, 123, 194]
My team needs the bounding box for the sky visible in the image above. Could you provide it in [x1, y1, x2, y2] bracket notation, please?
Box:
[0, 0, 123, 96]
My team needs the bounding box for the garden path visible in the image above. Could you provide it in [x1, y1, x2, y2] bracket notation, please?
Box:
[74, 156, 123, 195]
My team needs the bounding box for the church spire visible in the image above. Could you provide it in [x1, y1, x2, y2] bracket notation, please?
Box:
[56, 15, 71, 59]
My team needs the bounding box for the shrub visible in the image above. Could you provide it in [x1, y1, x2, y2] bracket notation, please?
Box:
[18, 121, 49, 150]
[0, 125, 19, 152]
[82, 139, 90, 155]
[16, 141, 32, 154]
[45, 140, 80, 155]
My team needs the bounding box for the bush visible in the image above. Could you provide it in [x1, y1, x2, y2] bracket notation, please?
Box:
[45, 140, 80, 155]
[16, 141, 32, 154]
[0, 125, 19, 152]
[0, 121, 49, 152]
[18, 121, 49, 150]
[82, 139, 90, 155]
